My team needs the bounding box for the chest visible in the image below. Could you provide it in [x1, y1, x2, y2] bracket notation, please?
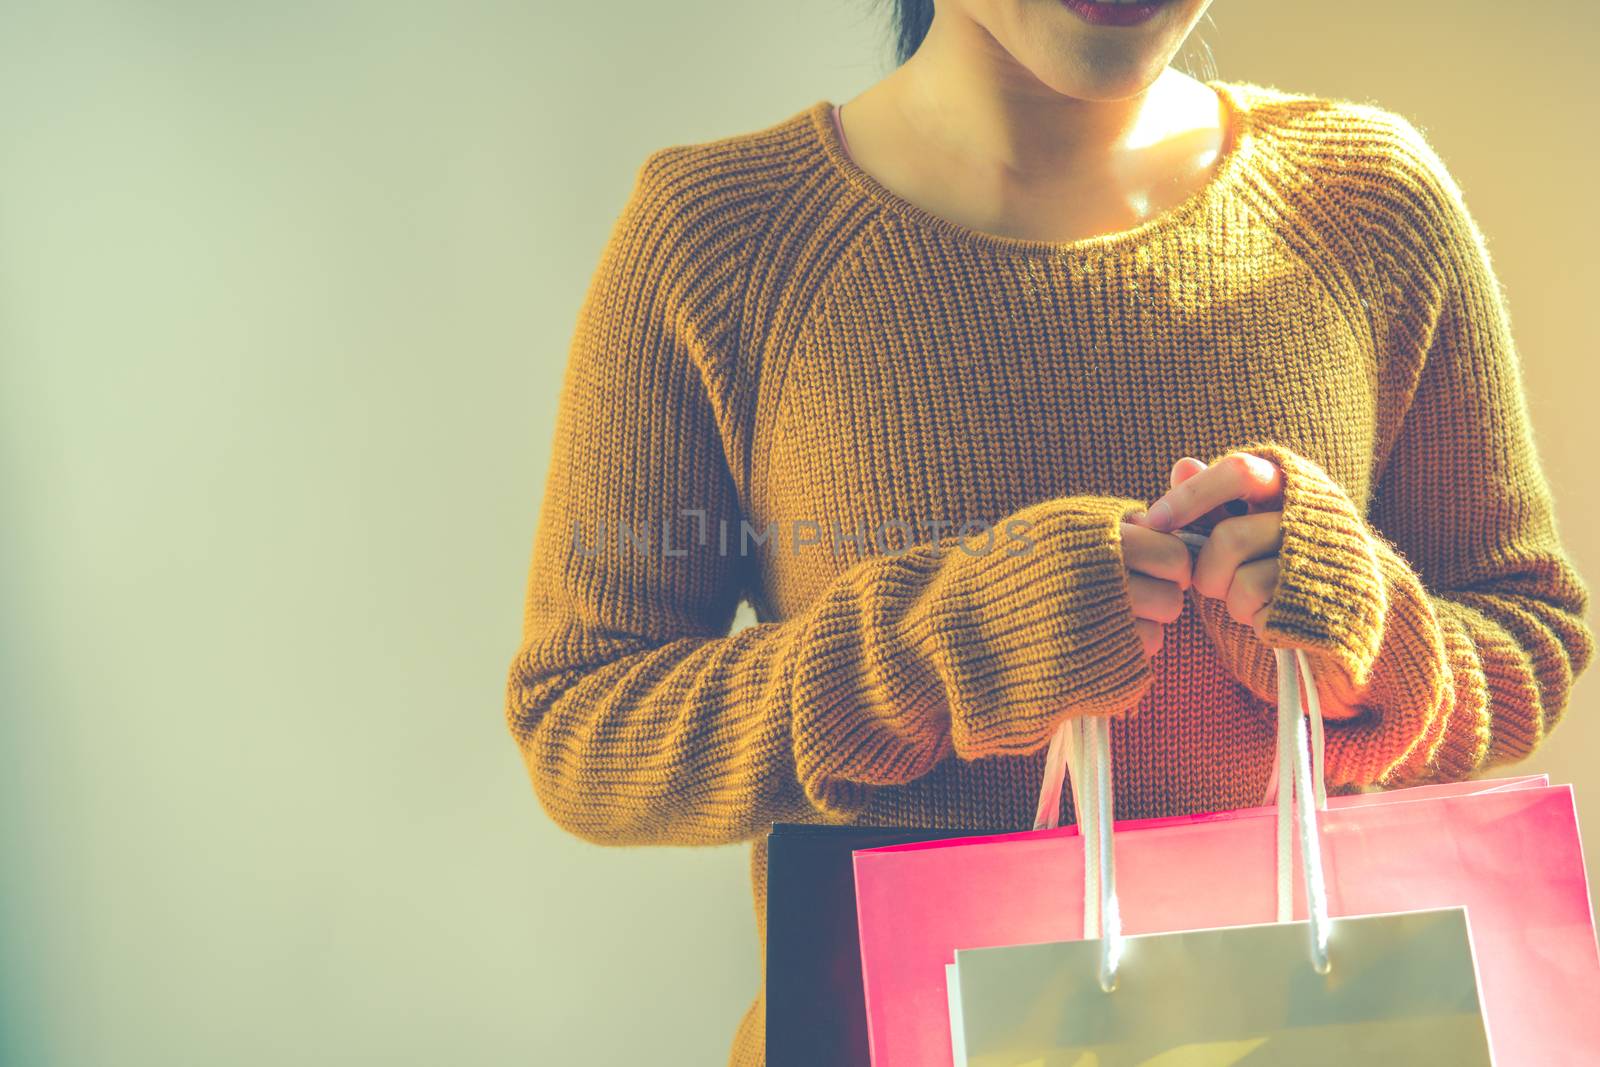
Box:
[745, 222, 1378, 616]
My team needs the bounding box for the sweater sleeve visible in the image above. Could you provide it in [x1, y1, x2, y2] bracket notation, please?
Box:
[504, 150, 1156, 847]
[1194, 113, 1594, 789]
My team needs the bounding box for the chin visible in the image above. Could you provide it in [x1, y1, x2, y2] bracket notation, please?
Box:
[1033, 57, 1169, 103]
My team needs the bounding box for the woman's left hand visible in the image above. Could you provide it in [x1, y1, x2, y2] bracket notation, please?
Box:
[1128, 452, 1285, 637]
[1130, 451, 1365, 721]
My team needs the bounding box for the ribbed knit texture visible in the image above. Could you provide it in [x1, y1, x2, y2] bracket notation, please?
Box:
[504, 80, 1594, 1067]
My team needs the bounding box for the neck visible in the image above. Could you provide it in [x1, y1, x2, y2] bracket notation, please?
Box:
[881, 15, 1196, 183]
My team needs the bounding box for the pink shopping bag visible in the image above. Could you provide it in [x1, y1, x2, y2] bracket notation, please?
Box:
[856, 765, 1595, 1065]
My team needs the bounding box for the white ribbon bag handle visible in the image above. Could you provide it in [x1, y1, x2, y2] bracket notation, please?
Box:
[1032, 645, 1332, 992]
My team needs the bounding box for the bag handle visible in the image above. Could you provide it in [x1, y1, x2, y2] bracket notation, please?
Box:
[1031, 541, 1333, 988]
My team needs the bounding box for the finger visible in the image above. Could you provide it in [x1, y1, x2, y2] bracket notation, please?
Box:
[1120, 523, 1193, 589]
[1147, 453, 1279, 533]
[1226, 557, 1279, 629]
[1187, 499, 1251, 535]
[1169, 456, 1207, 489]
[1134, 618, 1163, 657]
[1169, 459, 1241, 529]
[1139, 452, 1284, 533]
[1128, 573, 1186, 625]
[1250, 602, 1271, 640]
[1168, 458, 1237, 532]
[1191, 512, 1282, 600]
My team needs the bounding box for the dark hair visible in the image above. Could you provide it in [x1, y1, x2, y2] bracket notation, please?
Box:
[882, 0, 934, 65]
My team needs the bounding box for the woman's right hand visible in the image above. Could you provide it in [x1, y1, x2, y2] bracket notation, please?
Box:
[1119, 519, 1194, 658]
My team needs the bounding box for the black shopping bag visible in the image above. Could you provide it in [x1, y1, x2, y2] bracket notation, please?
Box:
[764, 822, 1001, 1067]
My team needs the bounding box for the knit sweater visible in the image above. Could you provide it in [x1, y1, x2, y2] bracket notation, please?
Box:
[504, 79, 1594, 1067]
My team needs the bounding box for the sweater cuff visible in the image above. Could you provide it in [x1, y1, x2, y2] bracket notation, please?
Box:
[787, 495, 1155, 818]
[1232, 443, 1387, 688]
[1221, 443, 1467, 787]
[1312, 538, 1459, 786]
[916, 495, 1157, 760]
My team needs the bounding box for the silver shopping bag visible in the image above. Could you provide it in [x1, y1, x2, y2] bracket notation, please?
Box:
[946, 648, 1494, 1067]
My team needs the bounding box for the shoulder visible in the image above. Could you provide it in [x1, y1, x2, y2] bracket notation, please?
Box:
[577, 103, 831, 424]
[634, 102, 823, 198]
[1221, 78, 1452, 182]
[1220, 80, 1480, 260]
[1218, 80, 1494, 316]
[603, 103, 825, 285]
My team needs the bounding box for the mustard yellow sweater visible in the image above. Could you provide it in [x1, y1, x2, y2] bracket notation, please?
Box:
[504, 79, 1594, 1066]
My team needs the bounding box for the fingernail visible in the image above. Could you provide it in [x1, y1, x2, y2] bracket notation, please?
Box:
[1145, 499, 1174, 532]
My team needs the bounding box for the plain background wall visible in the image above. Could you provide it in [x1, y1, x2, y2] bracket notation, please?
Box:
[2, 2, 1596, 1064]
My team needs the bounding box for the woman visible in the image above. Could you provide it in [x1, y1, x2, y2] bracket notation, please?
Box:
[506, 1, 1594, 1063]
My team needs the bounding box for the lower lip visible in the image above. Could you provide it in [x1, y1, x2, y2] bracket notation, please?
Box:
[1058, 0, 1171, 27]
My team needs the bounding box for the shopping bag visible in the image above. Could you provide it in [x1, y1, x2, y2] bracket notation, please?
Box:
[760, 758, 1542, 1059]
[855, 647, 1599, 1065]
[946, 649, 1493, 1065]
[950, 909, 1490, 1065]
[764, 822, 1001, 1067]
